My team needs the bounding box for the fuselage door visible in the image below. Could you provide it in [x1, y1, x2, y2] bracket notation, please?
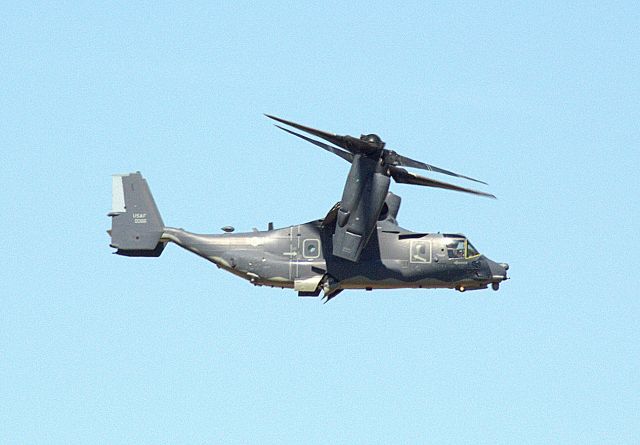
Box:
[286, 225, 322, 281]
[284, 225, 300, 280]
[410, 239, 432, 264]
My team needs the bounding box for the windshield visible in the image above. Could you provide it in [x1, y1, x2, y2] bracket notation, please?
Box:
[466, 241, 479, 258]
[445, 237, 480, 259]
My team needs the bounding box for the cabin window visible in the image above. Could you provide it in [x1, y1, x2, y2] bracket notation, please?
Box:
[303, 239, 320, 259]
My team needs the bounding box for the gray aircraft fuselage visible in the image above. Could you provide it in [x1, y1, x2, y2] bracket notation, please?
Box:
[159, 214, 508, 297]
[110, 117, 510, 300]
[109, 172, 508, 300]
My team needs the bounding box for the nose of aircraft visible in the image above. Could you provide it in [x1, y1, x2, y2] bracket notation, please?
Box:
[486, 259, 509, 290]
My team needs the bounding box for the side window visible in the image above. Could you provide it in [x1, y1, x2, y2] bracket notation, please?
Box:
[446, 239, 465, 259]
[302, 239, 320, 259]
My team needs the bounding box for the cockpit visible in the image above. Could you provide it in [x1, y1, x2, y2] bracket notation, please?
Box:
[444, 235, 480, 259]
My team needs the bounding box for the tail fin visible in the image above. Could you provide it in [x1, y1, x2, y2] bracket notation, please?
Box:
[108, 172, 166, 257]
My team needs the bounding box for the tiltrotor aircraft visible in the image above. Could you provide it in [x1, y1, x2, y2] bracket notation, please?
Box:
[108, 115, 509, 301]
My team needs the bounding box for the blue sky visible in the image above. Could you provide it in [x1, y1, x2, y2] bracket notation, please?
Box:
[1, 2, 638, 444]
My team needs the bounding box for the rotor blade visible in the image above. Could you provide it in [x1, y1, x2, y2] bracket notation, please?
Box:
[387, 151, 487, 185]
[389, 166, 496, 199]
[274, 125, 354, 163]
[266, 114, 351, 151]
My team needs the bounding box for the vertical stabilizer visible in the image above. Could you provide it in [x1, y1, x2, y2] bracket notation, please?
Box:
[108, 172, 166, 257]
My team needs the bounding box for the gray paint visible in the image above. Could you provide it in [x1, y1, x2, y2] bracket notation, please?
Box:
[108, 173, 508, 301]
[108, 172, 165, 256]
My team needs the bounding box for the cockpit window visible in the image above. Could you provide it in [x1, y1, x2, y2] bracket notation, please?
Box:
[446, 238, 466, 259]
[446, 237, 481, 259]
[466, 241, 479, 258]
